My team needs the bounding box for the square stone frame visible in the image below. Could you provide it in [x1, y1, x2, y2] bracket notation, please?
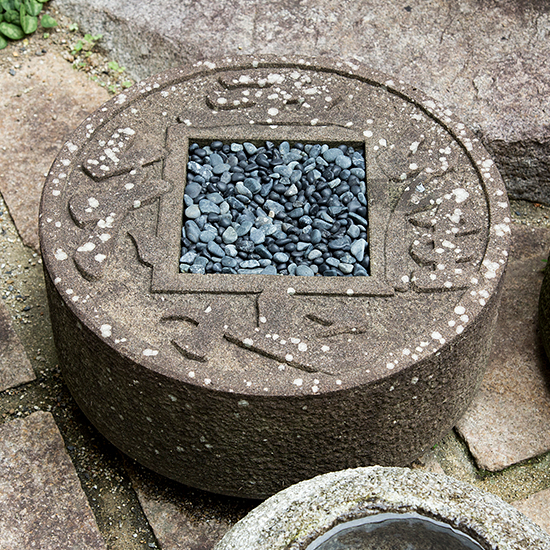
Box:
[152, 124, 394, 298]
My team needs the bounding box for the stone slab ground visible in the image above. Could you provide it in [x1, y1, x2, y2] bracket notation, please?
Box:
[52, 0, 550, 205]
[0, 411, 106, 549]
[456, 224, 550, 470]
[0, 6, 549, 549]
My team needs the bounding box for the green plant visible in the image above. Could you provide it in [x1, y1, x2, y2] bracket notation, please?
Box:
[107, 60, 125, 73]
[0, 0, 56, 49]
[71, 32, 102, 55]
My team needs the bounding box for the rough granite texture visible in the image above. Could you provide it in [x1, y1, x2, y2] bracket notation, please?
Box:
[40, 57, 510, 498]
[457, 225, 550, 471]
[0, 411, 107, 550]
[0, 298, 35, 392]
[52, 0, 550, 204]
[214, 466, 550, 549]
[0, 47, 109, 251]
[513, 487, 550, 536]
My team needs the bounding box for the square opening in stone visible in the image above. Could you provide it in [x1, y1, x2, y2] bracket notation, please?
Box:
[180, 140, 369, 277]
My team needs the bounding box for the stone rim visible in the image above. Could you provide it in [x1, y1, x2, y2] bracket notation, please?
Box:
[214, 466, 550, 550]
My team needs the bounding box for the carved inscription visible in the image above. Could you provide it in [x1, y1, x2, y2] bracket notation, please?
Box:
[70, 131, 170, 280]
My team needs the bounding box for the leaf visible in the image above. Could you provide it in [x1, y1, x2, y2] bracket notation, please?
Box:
[40, 13, 55, 27]
[20, 10, 37, 34]
[0, 20, 24, 39]
[4, 8, 18, 23]
[0, 34, 6, 48]
[23, 0, 41, 17]
[0, 0, 14, 10]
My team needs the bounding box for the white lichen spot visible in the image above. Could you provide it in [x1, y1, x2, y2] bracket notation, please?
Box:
[493, 223, 510, 237]
[143, 349, 159, 356]
[448, 320, 456, 327]
[133, 200, 141, 209]
[401, 275, 410, 284]
[52, 190, 61, 196]
[54, 249, 68, 261]
[125, 183, 135, 190]
[321, 345, 330, 352]
[386, 363, 395, 370]
[293, 378, 303, 386]
[310, 118, 319, 126]
[346, 289, 354, 295]
[77, 242, 96, 253]
[243, 338, 253, 347]
[238, 400, 249, 407]
[169, 394, 177, 402]
[431, 331, 442, 340]
[453, 188, 469, 203]
[100, 324, 112, 337]
[99, 233, 111, 242]
[188, 371, 195, 378]
[267, 107, 279, 116]
[94, 254, 107, 263]
[312, 386, 319, 393]
[298, 342, 308, 352]
[290, 337, 301, 344]
[204, 378, 211, 385]
[363, 130, 373, 138]
[285, 354, 294, 362]
[54, 277, 61, 284]
[287, 287, 296, 295]
[411, 377, 419, 385]
[456, 325, 464, 334]
[402, 348, 411, 355]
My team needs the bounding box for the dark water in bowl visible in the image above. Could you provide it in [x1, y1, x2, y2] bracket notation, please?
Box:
[306, 512, 485, 550]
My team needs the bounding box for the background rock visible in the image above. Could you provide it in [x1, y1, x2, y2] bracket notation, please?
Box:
[52, 0, 550, 204]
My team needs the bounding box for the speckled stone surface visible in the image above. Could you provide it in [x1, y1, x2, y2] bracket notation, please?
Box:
[215, 467, 550, 550]
[40, 57, 511, 498]
[0, 299, 35, 392]
[0, 411, 107, 550]
[457, 225, 550, 471]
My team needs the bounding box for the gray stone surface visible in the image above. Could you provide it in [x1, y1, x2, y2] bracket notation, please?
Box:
[52, 0, 550, 205]
[456, 224, 550, 471]
[0, 46, 109, 251]
[0, 299, 34, 392]
[513, 487, 550, 535]
[0, 411, 107, 550]
[126, 462, 255, 550]
[215, 466, 550, 549]
[40, 56, 510, 498]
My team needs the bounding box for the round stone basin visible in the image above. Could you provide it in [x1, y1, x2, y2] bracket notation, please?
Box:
[215, 467, 550, 549]
[39, 56, 511, 498]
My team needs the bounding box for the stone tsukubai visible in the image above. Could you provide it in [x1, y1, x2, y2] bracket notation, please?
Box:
[39, 57, 511, 498]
